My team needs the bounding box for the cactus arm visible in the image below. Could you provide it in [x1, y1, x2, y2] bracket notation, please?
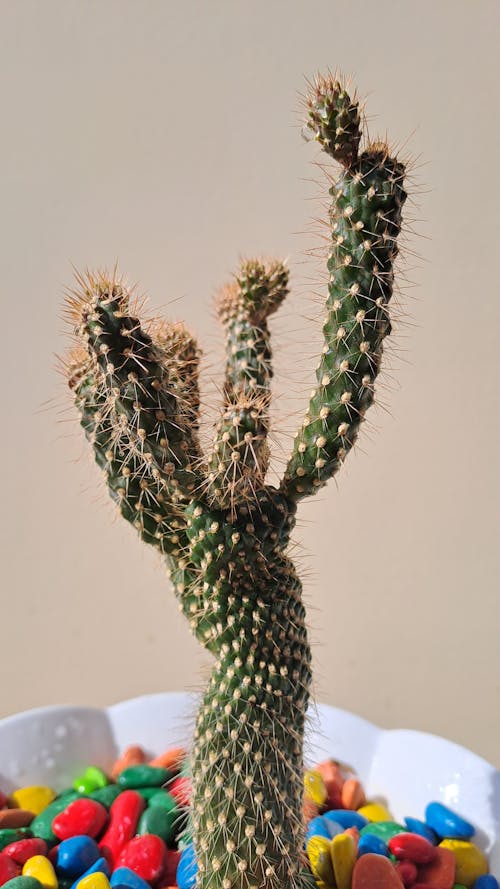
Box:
[281, 77, 407, 502]
[206, 260, 288, 512]
[68, 271, 205, 502]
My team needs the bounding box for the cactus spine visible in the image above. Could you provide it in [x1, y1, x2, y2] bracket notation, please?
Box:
[64, 75, 407, 889]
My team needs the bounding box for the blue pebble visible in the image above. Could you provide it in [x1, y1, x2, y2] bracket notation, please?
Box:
[110, 868, 150, 889]
[306, 815, 331, 842]
[56, 836, 101, 878]
[404, 817, 438, 844]
[177, 844, 198, 889]
[474, 877, 500, 889]
[358, 834, 390, 858]
[72, 858, 110, 889]
[323, 809, 368, 831]
[425, 801, 475, 839]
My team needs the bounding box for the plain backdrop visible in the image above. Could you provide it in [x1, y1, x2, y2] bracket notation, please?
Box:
[1, 0, 499, 765]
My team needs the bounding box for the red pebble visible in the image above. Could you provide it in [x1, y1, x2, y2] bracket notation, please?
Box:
[1, 838, 48, 865]
[162, 849, 181, 885]
[416, 846, 456, 889]
[395, 859, 418, 886]
[0, 855, 20, 887]
[388, 832, 437, 864]
[99, 790, 145, 868]
[352, 853, 405, 889]
[48, 845, 59, 865]
[117, 834, 167, 884]
[167, 777, 191, 807]
[53, 798, 108, 840]
[0, 791, 7, 809]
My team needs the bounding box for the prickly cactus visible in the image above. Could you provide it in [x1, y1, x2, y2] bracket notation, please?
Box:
[64, 74, 407, 889]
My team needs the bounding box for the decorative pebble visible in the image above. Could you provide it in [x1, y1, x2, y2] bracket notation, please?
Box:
[305, 815, 337, 843]
[324, 810, 368, 831]
[69, 857, 109, 889]
[136, 808, 177, 846]
[109, 867, 149, 889]
[116, 835, 166, 884]
[87, 790, 121, 812]
[31, 796, 81, 845]
[73, 769, 108, 797]
[55, 837, 101, 878]
[2, 841, 48, 866]
[98, 793, 144, 868]
[0, 855, 20, 887]
[341, 778, 366, 810]
[165, 778, 191, 808]
[111, 750, 146, 783]
[439, 839, 488, 888]
[11, 791, 56, 819]
[163, 850, 181, 886]
[22, 856, 57, 889]
[352, 852, 405, 888]
[360, 820, 407, 841]
[357, 833, 390, 857]
[73, 874, 110, 889]
[394, 859, 418, 886]
[315, 760, 344, 809]
[330, 832, 357, 889]
[176, 845, 197, 889]
[0, 831, 34, 853]
[306, 835, 334, 884]
[1, 878, 43, 889]
[417, 845, 458, 889]
[52, 801, 107, 841]
[116, 769, 169, 792]
[404, 816, 439, 844]
[388, 832, 437, 864]
[426, 803, 476, 841]
[474, 877, 500, 889]
[148, 749, 186, 773]
[303, 770, 327, 807]
[0, 815, 34, 831]
[357, 803, 393, 822]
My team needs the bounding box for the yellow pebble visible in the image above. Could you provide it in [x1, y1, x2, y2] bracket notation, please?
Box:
[330, 832, 357, 889]
[304, 769, 327, 806]
[306, 835, 335, 884]
[23, 855, 58, 889]
[77, 875, 111, 889]
[439, 839, 488, 888]
[357, 802, 393, 822]
[12, 785, 56, 815]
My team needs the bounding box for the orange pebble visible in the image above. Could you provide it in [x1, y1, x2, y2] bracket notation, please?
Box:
[149, 747, 186, 772]
[111, 745, 147, 779]
[352, 853, 404, 889]
[344, 826, 360, 849]
[315, 759, 344, 808]
[342, 778, 366, 810]
[416, 846, 456, 889]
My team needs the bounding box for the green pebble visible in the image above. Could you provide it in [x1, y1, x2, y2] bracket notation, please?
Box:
[117, 765, 170, 789]
[148, 790, 178, 813]
[3, 879, 43, 889]
[133, 787, 166, 802]
[359, 821, 408, 841]
[177, 827, 193, 850]
[73, 765, 108, 794]
[30, 792, 81, 843]
[0, 829, 33, 851]
[89, 785, 122, 808]
[137, 806, 178, 845]
[453, 886, 468, 889]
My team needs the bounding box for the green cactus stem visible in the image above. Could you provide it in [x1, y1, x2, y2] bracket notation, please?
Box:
[64, 73, 407, 889]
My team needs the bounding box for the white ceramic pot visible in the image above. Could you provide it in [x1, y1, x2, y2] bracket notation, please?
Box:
[1, 692, 499, 875]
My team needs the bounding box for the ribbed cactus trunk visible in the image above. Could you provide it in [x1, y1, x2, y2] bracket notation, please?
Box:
[184, 499, 311, 888]
[63, 74, 407, 889]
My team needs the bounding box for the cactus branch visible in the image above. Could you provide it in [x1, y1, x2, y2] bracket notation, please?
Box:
[281, 75, 407, 502]
[207, 259, 288, 512]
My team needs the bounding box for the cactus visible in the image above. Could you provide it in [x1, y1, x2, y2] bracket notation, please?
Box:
[64, 74, 407, 889]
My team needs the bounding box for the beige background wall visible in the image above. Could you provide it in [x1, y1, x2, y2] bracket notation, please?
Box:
[1, 0, 499, 765]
